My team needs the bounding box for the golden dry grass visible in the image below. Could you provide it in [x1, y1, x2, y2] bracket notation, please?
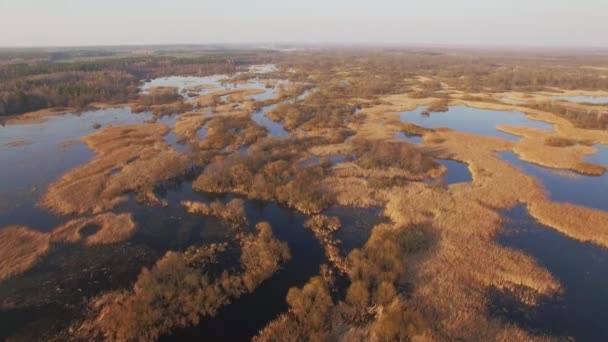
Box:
[0, 226, 51, 282]
[173, 112, 210, 141]
[41, 123, 189, 215]
[50, 213, 137, 245]
[181, 199, 247, 224]
[497, 125, 605, 175]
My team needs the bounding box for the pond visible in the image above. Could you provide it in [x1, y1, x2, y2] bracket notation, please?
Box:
[499, 151, 608, 211]
[497, 205, 608, 341]
[551, 95, 608, 105]
[398, 106, 553, 141]
[436, 160, 473, 185]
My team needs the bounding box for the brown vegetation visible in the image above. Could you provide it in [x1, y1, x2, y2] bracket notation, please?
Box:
[41, 123, 189, 215]
[78, 222, 289, 341]
[0, 226, 51, 282]
[304, 215, 346, 272]
[50, 213, 136, 245]
[544, 136, 576, 147]
[131, 87, 193, 116]
[352, 137, 438, 174]
[182, 199, 247, 225]
[193, 137, 334, 214]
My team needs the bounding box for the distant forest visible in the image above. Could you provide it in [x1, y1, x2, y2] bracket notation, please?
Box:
[0, 49, 274, 116]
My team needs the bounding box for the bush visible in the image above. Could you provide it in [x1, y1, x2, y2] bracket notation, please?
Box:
[353, 138, 438, 174]
[544, 136, 576, 147]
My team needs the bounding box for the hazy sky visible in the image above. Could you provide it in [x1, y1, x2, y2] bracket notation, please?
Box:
[1, 0, 607, 47]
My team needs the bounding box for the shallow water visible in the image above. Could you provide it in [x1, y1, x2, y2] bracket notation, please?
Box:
[497, 205, 608, 341]
[399, 106, 553, 141]
[251, 104, 288, 138]
[395, 131, 422, 144]
[0, 108, 157, 229]
[552, 95, 608, 104]
[499, 151, 608, 211]
[437, 160, 473, 185]
[141, 65, 281, 102]
[585, 145, 608, 167]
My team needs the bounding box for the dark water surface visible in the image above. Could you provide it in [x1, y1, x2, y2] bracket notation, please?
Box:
[500, 151, 608, 211]
[497, 205, 608, 341]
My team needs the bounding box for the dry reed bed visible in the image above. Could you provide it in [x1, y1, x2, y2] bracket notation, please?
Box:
[345, 95, 607, 339]
[497, 125, 606, 175]
[0, 226, 51, 282]
[40, 123, 189, 215]
[76, 222, 290, 341]
[181, 199, 247, 225]
[0, 212, 136, 282]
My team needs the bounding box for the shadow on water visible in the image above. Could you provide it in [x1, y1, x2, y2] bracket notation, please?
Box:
[495, 205, 608, 341]
[398, 105, 553, 141]
[499, 151, 608, 211]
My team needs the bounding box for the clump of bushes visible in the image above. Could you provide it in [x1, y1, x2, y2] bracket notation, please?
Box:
[400, 122, 428, 137]
[256, 224, 433, 341]
[194, 137, 334, 214]
[305, 215, 346, 272]
[352, 138, 438, 174]
[421, 99, 449, 114]
[527, 101, 608, 130]
[182, 198, 247, 225]
[80, 223, 290, 341]
[544, 136, 576, 147]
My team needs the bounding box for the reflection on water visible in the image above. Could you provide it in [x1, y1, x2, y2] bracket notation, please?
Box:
[399, 106, 553, 141]
[497, 205, 608, 341]
[500, 151, 608, 211]
[552, 95, 608, 104]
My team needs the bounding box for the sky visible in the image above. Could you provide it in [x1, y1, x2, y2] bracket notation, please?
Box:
[1, 0, 607, 48]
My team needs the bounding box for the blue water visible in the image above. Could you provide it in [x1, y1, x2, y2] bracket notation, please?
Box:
[0, 108, 156, 229]
[500, 151, 608, 211]
[399, 106, 553, 141]
[395, 132, 422, 144]
[586, 145, 608, 167]
[498, 205, 608, 341]
[552, 96, 608, 105]
[251, 104, 288, 138]
[438, 160, 473, 185]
